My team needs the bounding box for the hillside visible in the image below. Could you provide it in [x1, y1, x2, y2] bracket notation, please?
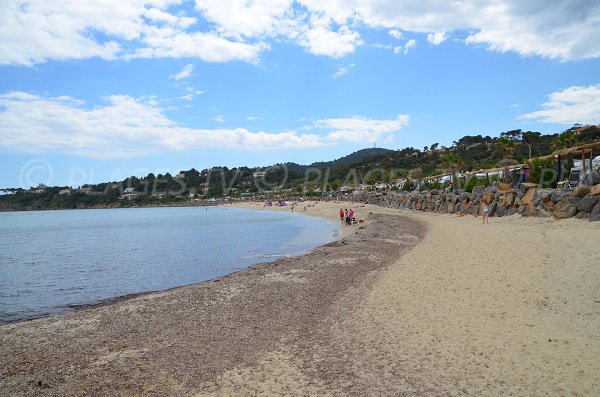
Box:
[1, 126, 599, 210]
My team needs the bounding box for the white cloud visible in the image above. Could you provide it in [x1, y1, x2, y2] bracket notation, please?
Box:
[372, 43, 392, 50]
[427, 32, 447, 45]
[0, 92, 410, 157]
[299, 25, 362, 58]
[171, 64, 194, 80]
[331, 64, 355, 79]
[195, 0, 295, 39]
[2, 0, 598, 65]
[394, 39, 417, 55]
[389, 29, 403, 40]
[210, 114, 225, 123]
[0, 0, 268, 66]
[519, 85, 600, 125]
[315, 114, 410, 143]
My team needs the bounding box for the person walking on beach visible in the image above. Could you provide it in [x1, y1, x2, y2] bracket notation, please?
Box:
[481, 200, 489, 224]
[349, 208, 354, 225]
[339, 208, 345, 224]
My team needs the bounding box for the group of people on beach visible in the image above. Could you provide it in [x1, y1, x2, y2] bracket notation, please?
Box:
[339, 208, 355, 226]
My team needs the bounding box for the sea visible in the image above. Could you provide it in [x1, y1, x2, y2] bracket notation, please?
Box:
[0, 206, 340, 324]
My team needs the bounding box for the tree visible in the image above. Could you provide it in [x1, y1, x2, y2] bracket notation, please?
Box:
[553, 130, 576, 150]
[500, 129, 522, 141]
[495, 137, 517, 183]
[521, 131, 541, 160]
[440, 152, 464, 187]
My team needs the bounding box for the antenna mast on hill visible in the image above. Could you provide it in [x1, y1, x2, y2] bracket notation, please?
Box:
[373, 141, 376, 148]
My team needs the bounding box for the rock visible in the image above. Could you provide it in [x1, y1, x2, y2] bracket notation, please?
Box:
[590, 203, 600, 222]
[496, 183, 512, 192]
[496, 206, 506, 217]
[483, 191, 493, 204]
[472, 185, 485, 195]
[533, 189, 553, 205]
[572, 186, 591, 197]
[578, 195, 600, 213]
[522, 188, 536, 205]
[499, 192, 515, 207]
[488, 201, 497, 216]
[519, 182, 538, 195]
[592, 184, 600, 196]
[552, 190, 570, 202]
[575, 211, 589, 220]
[569, 196, 582, 206]
[554, 201, 578, 219]
[538, 208, 551, 218]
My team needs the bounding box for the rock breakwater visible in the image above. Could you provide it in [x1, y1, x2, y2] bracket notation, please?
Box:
[365, 183, 600, 222]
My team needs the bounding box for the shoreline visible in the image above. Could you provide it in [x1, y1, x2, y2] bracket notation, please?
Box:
[0, 206, 425, 395]
[2, 202, 599, 395]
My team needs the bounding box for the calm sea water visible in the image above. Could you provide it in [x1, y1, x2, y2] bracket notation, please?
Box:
[0, 206, 339, 324]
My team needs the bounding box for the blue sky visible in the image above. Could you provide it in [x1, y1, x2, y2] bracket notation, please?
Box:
[1, 0, 599, 188]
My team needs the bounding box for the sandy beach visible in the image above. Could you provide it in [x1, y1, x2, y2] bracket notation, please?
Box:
[1, 201, 599, 395]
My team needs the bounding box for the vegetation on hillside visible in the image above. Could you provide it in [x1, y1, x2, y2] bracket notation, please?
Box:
[1, 125, 599, 210]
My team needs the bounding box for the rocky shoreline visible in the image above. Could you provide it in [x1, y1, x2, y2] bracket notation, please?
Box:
[0, 213, 425, 396]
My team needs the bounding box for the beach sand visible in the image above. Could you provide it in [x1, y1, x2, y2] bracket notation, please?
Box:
[1, 200, 599, 395]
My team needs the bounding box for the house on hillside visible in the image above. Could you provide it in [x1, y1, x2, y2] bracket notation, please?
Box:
[572, 125, 600, 135]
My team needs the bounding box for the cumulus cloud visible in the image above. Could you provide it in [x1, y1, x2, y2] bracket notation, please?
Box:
[389, 29, 403, 40]
[394, 39, 417, 55]
[298, 25, 362, 58]
[519, 85, 600, 125]
[315, 114, 410, 143]
[427, 32, 447, 45]
[1, 0, 598, 65]
[0, 92, 409, 157]
[0, 0, 267, 65]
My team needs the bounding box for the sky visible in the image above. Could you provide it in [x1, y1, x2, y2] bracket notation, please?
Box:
[1, 0, 599, 189]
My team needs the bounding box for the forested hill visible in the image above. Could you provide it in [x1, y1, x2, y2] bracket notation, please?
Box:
[1, 125, 599, 211]
[310, 148, 394, 168]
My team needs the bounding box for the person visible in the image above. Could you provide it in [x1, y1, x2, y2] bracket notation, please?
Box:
[481, 200, 489, 224]
[348, 208, 354, 225]
[339, 208, 345, 224]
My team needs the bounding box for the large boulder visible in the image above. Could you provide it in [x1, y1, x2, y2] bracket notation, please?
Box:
[578, 195, 600, 213]
[496, 183, 512, 192]
[533, 189, 552, 206]
[552, 190, 570, 203]
[522, 188, 536, 205]
[554, 200, 578, 219]
[518, 182, 538, 195]
[573, 186, 591, 198]
[483, 191, 493, 204]
[537, 208, 551, 218]
[498, 192, 515, 207]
